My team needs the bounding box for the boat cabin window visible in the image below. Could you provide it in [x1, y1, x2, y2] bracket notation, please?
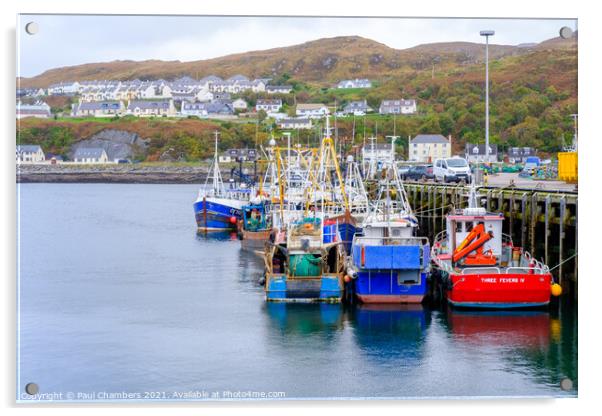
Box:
[465, 222, 474, 233]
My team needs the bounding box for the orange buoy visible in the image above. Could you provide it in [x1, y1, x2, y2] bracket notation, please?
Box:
[551, 283, 563, 297]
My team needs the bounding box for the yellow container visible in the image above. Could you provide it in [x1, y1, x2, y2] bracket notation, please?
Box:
[558, 152, 578, 183]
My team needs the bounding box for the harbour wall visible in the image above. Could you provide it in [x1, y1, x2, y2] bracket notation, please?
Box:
[404, 183, 578, 300]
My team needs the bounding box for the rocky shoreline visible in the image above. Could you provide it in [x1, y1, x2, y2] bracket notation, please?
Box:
[16, 165, 215, 184]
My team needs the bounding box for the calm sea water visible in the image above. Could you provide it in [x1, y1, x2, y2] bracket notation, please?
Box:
[17, 184, 577, 401]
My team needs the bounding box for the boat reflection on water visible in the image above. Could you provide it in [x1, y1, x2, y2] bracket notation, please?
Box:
[264, 303, 345, 336]
[443, 305, 577, 394]
[445, 309, 552, 349]
[349, 304, 430, 364]
[195, 230, 239, 242]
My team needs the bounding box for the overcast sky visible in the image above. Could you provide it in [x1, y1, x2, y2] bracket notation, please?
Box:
[17, 15, 577, 77]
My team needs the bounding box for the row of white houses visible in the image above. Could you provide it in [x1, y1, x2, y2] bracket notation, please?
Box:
[35, 76, 294, 101]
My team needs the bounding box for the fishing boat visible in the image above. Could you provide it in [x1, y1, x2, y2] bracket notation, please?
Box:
[238, 198, 273, 250]
[347, 167, 431, 303]
[264, 216, 346, 302]
[431, 182, 562, 308]
[193, 131, 249, 231]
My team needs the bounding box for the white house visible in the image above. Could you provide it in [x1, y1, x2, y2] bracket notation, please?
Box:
[362, 142, 396, 170]
[379, 99, 417, 115]
[409, 134, 451, 162]
[296, 103, 329, 119]
[266, 85, 293, 94]
[278, 118, 312, 129]
[256, 99, 282, 113]
[72, 101, 125, 117]
[180, 101, 208, 118]
[337, 79, 372, 89]
[16, 101, 51, 119]
[47, 81, 81, 95]
[72, 147, 109, 164]
[232, 98, 248, 110]
[127, 99, 176, 117]
[16, 145, 45, 163]
[465, 143, 498, 163]
[343, 100, 370, 115]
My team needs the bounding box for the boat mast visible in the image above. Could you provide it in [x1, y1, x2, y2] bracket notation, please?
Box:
[213, 130, 221, 194]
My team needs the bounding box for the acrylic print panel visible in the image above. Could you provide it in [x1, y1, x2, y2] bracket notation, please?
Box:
[16, 14, 578, 402]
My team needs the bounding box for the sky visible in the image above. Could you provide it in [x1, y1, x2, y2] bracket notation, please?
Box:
[17, 15, 577, 78]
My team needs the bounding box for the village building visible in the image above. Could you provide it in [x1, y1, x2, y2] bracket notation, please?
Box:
[16, 101, 51, 119]
[47, 81, 81, 95]
[337, 79, 372, 89]
[16, 145, 45, 163]
[379, 99, 417, 115]
[507, 147, 536, 163]
[266, 85, 293, 94]
[256, 99, 282, 113]
[72, 101, 125, 117]
[232, 98, 248, 111]
[343, 100, 370, 115]
[296, 103, 329, 119]
[278, 118, 313, 129]
[409, 134, 452, 162]
[180, 101, 208, 118]
[219, 148, 258, 163]
[72, 147, 109, 164]
[126, 99, 176, 117]
[464, 143, 499, 163]
[362, 142, 396, 168]
[205, 100, 235, 117]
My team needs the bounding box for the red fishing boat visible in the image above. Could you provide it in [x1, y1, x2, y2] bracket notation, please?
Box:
[431, 183, 562, 309]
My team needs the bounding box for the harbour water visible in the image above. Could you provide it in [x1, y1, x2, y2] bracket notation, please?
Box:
[17, 183, 577, 400]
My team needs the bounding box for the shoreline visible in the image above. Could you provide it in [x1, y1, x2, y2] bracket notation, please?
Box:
[15, 165, 239, 184]
[17, 172, 208, 184]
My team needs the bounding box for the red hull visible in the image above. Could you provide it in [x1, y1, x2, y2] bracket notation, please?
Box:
[357, 294, 424, 304]
[447, 272, 552, 308]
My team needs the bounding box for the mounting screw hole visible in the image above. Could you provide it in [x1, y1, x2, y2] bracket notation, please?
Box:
[25, 382, 39, 395]
[559, 26, 573, 39]
[25, 22, 39, 35]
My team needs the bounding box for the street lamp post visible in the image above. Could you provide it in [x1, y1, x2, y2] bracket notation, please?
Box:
[480, 30, 494, 163]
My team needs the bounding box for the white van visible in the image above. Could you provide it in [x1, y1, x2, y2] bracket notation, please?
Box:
[433, 157, 472, 183]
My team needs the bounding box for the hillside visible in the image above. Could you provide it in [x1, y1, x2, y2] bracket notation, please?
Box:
[18, 34, 577, 88]
[17, 34, 578, 161]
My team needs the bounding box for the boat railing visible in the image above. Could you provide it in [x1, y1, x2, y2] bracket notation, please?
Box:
[353, 235, 430, 247]
[502, 233, 514, 246]
[461, 267, 502, 275]
[505, 266, 549, 275]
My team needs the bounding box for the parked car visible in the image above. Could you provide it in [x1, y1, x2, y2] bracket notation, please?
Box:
[522, 156, 541, 174]
[396, 163, 411, 177]
[403, 164, 434, 181]
[433, 157, 472, 183]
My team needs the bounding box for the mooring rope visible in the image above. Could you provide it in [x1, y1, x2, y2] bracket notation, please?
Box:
[548, 252, 578, 272]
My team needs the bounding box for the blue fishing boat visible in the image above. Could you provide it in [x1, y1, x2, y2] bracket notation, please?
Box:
[194, 131, 250, 231]
[348, 168, 430, 303]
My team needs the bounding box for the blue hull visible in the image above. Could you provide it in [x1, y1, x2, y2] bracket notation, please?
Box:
[354, 271, 428, 303]
[266, 275, 343, 303]
[193, 199, 242, 230]
[338, 222, 359, 254]
[351, 242, 430, 303]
